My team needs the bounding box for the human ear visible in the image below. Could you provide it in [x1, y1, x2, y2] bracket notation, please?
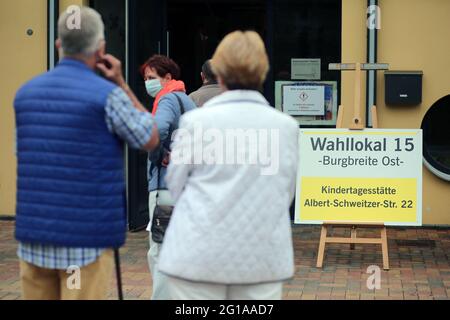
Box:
[55, 39, 64, 59]
[95, 41, 106, 62]
[55, 38, 61, 50]
[98, 41, 106, 56]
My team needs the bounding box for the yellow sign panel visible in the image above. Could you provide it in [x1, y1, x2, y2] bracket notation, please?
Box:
[295, 129, 422, 226]
[299, 177, 417, 223]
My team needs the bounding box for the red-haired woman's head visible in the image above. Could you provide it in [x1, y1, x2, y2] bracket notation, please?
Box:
[140, 55, 181, 81]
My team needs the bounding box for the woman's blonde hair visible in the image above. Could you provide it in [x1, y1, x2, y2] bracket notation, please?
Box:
[211, 30, 269, 90]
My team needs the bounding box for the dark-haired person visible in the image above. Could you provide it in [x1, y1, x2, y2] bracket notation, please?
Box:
[189, 60, 223, 107]
[140, 55, 196, 300]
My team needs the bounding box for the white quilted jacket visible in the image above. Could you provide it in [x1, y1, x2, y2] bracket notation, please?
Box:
[159, 90, 299, 284]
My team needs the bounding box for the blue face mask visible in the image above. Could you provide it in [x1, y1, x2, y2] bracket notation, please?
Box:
[145, 79, 163, 97]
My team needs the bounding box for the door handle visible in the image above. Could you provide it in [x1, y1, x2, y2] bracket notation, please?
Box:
[166, 31, 170, 58]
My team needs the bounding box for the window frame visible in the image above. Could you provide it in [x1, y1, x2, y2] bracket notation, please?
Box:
[421, 95, 450, 181]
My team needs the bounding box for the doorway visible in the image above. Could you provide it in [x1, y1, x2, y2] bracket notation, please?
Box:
[167, 0, 266, 93]
[91, 0, 342, 230]
[126, 0, 269, 231]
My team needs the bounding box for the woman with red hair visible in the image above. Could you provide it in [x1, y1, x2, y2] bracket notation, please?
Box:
[140, 55, 196, 300]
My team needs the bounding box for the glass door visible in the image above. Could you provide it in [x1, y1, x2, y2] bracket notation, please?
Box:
[91, 0, 167, 231]
[269, 0, 342, 127]
[127, 0, 168, 231]
[91, 0, 343, 228]
[167, 0, 266, 93]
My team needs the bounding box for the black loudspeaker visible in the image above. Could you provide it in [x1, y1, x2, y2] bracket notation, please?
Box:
[385, 71, 423, 105]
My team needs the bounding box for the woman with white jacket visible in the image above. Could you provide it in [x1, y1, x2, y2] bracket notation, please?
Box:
[158, 30, 299, 300]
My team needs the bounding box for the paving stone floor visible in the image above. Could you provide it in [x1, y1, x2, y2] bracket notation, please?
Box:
[1, 220, 449, 300]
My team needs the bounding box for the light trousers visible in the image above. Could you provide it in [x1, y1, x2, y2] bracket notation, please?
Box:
[147, 190, 172, 300]
[167, 276, 283, 300]
[20, 249, 113, 300]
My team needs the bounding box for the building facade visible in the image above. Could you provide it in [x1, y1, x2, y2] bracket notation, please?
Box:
[1, 0, 449, 226]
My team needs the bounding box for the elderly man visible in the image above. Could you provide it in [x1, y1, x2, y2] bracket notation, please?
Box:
[14, 7, 159, 300]
[188, 60, 223, 107]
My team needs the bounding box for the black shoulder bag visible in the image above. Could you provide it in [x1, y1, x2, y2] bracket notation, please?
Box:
[151, 93, 186, 244]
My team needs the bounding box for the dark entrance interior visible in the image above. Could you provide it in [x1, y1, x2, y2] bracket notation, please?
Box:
[168, 0, 266, 93]
[91, 0, 342, 231]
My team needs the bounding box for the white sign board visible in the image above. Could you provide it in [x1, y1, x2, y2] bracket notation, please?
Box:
[291, 58, 321, 80]
[295, 129, 423, 226]
[275, 81, 338, 126]
[282, 85, 325, 116]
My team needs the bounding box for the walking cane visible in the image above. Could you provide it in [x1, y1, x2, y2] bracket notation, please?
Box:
[114, 248, 124, 300]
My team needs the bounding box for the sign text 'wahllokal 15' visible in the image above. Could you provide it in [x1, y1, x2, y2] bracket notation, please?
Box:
[295, 129, 422, 226]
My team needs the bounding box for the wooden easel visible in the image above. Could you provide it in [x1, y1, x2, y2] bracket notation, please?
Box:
[316, 63, 390, 270]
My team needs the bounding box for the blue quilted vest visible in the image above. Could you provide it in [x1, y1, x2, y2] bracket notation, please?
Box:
[14, 58, 127, 248]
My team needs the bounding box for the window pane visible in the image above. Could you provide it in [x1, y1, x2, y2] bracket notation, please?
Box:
[422, 95, 450, 179]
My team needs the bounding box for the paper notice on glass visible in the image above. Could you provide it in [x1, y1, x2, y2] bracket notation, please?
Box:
[291, 59, 321, 80]
[282, 85, 325, 116]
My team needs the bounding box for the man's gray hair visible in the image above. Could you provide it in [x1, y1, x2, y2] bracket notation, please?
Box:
[58, 7, 105, 57]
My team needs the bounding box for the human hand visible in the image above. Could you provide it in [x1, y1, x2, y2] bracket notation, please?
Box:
[96, 54, 126, 87]
[161, 151, 171, 167]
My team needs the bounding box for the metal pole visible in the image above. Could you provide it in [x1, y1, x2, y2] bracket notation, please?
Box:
[47, 0, 57, 70]
[117, 1, 126, 300]
[166, 31, 170, 57]
[114, 248, 124, 300]
[366, 0, 379, 127]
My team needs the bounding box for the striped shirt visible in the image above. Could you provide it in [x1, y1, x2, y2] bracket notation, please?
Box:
[18, 87, 154, 269]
